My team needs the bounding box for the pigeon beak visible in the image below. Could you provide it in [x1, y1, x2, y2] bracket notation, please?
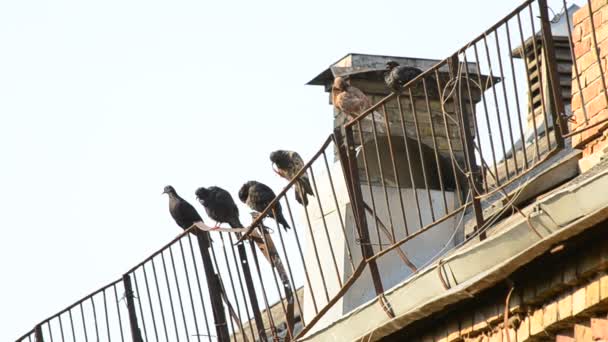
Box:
[161, 190, 167, 195]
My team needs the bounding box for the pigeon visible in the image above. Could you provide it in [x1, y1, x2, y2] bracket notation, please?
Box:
[332, 76, 386, 129]
[195, 186, 243, 229]
[238, 181, 291, 231]
[269, 150, 314, 206]
[384, 60, 423, 92]
[162, 185, 211, 242]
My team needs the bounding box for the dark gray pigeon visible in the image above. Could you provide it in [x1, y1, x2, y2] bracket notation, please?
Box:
[162, 185, 211, 243]
[195, 186, 242, 229]
[270, 150, 314, 206]
[238, 180, 291, 231]
[384, 60, 423, 92]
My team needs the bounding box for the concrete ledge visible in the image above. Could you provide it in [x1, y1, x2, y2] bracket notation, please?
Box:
[300, 168, 608, 341]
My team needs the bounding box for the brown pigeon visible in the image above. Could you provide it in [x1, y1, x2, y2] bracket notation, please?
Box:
[332, 76, 385, 130]
[269, 150, 314, 206]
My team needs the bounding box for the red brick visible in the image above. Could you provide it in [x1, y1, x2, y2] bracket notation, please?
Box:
[591, 318, 608, 340]
[573, 24, 584, 43]
[576, 37, 593, 58]
[599, 38, 608, 58]
[597, 23, 608, 43]
[583, 18, 593, 37]
[574, 5, 590, 25]
[592, 0, 608, 12]
[583, 77, 605, 101]
[573, 131, 582, 148]
[572, 92, 583, 112]
[585, 93, 608, 117]
[595, 9, 604, 26]
[578, 50, 599, 73]
[584, 64, 602, 85]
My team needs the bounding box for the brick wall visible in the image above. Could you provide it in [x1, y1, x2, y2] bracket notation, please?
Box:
[571, 0, 608, 160]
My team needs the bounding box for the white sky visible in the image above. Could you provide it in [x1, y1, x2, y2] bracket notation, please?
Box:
[0, 0, 571, 340]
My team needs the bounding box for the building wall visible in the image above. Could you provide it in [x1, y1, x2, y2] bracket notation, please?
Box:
[571, 0, 608, 167]
[301, 161, 458, 335]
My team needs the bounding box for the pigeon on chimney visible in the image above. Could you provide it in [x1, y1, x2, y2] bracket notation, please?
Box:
[332, 76, 386, 130]
[384, 60, 423, 92]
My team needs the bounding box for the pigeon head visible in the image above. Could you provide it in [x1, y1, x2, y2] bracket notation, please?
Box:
[195, 187, 210, 203]
[162, 185, 176, 195]
[332, 76, 349, 92]
[269, 150, 290, 169]
[238, 182, 254, 204]
[385, 60, 400, 70]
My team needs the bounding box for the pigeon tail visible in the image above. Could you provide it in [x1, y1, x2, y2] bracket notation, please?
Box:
[295, 187, 308, 206]
[227, 218, 244, 229]
[276, 211, 291, 231]
[299, 177, 314, 196]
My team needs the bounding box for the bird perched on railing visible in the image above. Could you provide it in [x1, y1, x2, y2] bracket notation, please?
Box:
[238, 181, 291, 231]
[162, 185, 211, 243]
[270, 150, 314, 206]
[195, 186, 243, 229]
[384, 60, 423, 92]
[332, 76, 386, 129]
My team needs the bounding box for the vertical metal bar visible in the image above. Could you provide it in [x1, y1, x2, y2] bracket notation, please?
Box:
[472, 44, 502, 181]
[213, 234, 244, 335]
[46, 322, 54, 342]
[208, 243, 236, 339]
[34, 325, 43, 342]
[538, 0, 567, 146]
[141, 265, 160, 342]
[422, 78, 449, 212]
[528, 3, 553, 150]
[434, 68, 465, 206]
[380, 102, 410, 236]
[68, 309, 76, 342]
[90, 298, 99, 342]
[323, 148, 356, 272]
[122, 274, 144, 342]
[228, 234, 265, 340]
[248, 239, 278, 340]
[505, 21, 530, 170]
[482, 35, 511, 179]
[159, 252, 181, 341]
[168, 246, 191, 340]
[284, 196, 319, 315]
[79, 303, 89, 342]
[299, 184, 331, 301]
[272, 210, 306, 326]
[449, 54, 486, 239]
[186, 235, 213, 342]
[151, 259, 170, 341]
[408, 89, 436, 221]
[396, 95, 423, 230]
[259, 218, 294, 340]
[494, 29, 520, 174]
[343, 126, 388, 307]
[461, 52, 490, 192]
[113, 284, 126, 342]
[370, 104, 397, 240]
[195, 232, 230, 342]
[102, 290, 111, 341]
[177, 239, 201, 341]
[356, 121, 383, 245]
[309, 166, 343, 286]
[58, 315, 66, 342]
[132, 273, 149, 342]
[517, 11, 542, 160]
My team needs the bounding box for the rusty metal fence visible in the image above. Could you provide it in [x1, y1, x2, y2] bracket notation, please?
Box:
[17, 0, 608, 341]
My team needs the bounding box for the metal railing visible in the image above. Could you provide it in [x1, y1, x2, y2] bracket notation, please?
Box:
[17, 0, 608, 340]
